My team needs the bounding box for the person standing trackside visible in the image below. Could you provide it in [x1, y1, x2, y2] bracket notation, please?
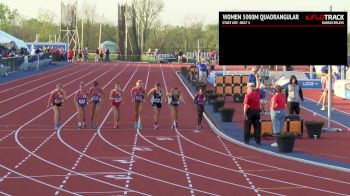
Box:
[243, 81, 262, 145]
[270, 85, 287, 147]
[198, 58, 208, 83]
[95, 48, 99, 62]
[285, 75, 304, 114]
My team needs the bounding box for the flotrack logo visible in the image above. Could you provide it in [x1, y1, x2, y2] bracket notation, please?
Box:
[306, 14, 345, 24]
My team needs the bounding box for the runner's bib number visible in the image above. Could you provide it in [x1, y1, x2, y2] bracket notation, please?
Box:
[54, 98, 62, 104]
[92, 96, 101, 102]
[114, 97, 122, 103]
[153, 98, 161, 103]
[78, 98, 87, 105]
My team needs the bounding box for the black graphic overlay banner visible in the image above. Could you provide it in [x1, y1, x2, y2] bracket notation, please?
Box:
[219, 12, 347, 65]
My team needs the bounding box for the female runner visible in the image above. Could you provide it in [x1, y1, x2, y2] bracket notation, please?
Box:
[89, 81, 104, 128]
[110, 82, 123, 128]
[147, 82, 164, 130]
[166, 87, 185, 129]
[47, 83, 67, 130]
[130, 80, 146, 129]
[74, 82, 88, 129]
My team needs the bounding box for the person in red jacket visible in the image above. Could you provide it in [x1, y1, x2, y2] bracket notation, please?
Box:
[67, 49, 73, 63]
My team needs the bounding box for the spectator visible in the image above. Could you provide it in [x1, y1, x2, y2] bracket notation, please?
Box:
[67, 49, 73, 63]
[99, 48, 104, 62]
[153, 48, 158, 60]
[95, 48, 99, 62]
[270, 85, 286, 147]
[248, 67, 266, 112]
[321, 68, 336, 111]
[198, 58, 208, 83]
[178, 50, 183, 64]
[59, 47, 64, 62]
[105, 48, 110, 62]
[243, 81, 262, 145]
[285, 75, 304, 114]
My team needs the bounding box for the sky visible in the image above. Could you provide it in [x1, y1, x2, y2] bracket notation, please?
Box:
[2, 0, 350, 27]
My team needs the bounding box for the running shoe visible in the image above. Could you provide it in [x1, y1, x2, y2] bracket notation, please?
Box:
[321, 106, 326, 111]
[78, 125, 83, 129]
[54, 124, 59, 131]
[175, 122, 179, 128]
[271, 142, 277, 147]
[134, 123, 138, 129]
[138, 124, 142, 130]
[90, 123, 94, 129]
[171, 125, 175, 129]
[82, 122, 86, 128]
[154, 123, 158, 130]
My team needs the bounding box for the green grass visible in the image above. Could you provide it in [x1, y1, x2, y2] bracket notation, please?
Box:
[87, 53, 119, 61]
[141, 55, 157, 62]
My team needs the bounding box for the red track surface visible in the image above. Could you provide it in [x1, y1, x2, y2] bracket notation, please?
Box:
[1, 62, 350, 195]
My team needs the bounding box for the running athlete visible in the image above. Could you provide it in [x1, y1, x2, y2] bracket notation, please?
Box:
[110, 82, 123, 129]
[89, 81, 104, 128]
[130, 80, 146, 129]
[166, 87, 185, 129]
[147, 82, 164, 130]
[194, 87, 207, 129]
[74, 82, 88, 129]
[47, 83, 67, 130]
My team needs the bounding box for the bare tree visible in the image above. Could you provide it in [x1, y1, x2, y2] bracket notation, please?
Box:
[131, 0, 164, 52]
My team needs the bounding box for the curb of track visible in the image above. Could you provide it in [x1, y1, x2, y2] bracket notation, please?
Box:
[176, 71, 350, 174]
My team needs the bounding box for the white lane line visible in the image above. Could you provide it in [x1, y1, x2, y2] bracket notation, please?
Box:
[123, 63, 150, 195]
[217, 136, 260, 196]
[0, 62, 74, 87]
[0, 63, 115, 183]
[0, 63, 99, 120]
[0, 63, 109, 143]
[0, 164, 80, 196]
[176, 134, 195, 196]
[174, 65, 350, 195]
[0, 132, 56, 182]
[12, 64, 150, 195]
[0, 63, 80, 94]
[171, 63, 350, 177]
[0, 63, 94, 103]
[54, 63, 132, 195]
[54, 133, 98, 196]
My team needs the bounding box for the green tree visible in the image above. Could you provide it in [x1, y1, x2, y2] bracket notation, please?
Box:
[0, 3, 18, 32]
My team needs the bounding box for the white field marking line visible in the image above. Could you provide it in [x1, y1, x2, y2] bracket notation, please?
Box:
[0, 63, 107, 120]
[171, 64, 350, 180]
[265, 90, 350, 129]
[49, 69, 220, 196]
[176, 134, 195, 196]
[303, 96, 350, 117]
[0, 63, 111, 142]
[0, 63, 115, 182]
[217, 136, 260, 196]
[0, 62, 74, 87]
[54, 63, 132, 195]
[5, 172, 127, 179]
[0, 164, 81, 196]
[102, 129, 282, 196]
[0, 191, 11, 196]
[76, 191, 126, 194]
[123, 63, 149, 195]
[174, 67, 350, 195]
[0, 63, 80, 94]
[160, 63, 195, 195]
[0, 63, 95, 103]
[53, 133, 98, 196]
[12, 66, 150, 196]
[0, 132, 56, 182]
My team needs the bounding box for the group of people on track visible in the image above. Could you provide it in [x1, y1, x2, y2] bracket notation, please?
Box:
[47, 80, 206, 131]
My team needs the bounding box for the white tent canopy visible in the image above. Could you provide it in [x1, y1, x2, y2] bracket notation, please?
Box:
[0, 30, 28, 51]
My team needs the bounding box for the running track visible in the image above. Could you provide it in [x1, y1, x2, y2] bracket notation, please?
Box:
[1, 62, 350, 195]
